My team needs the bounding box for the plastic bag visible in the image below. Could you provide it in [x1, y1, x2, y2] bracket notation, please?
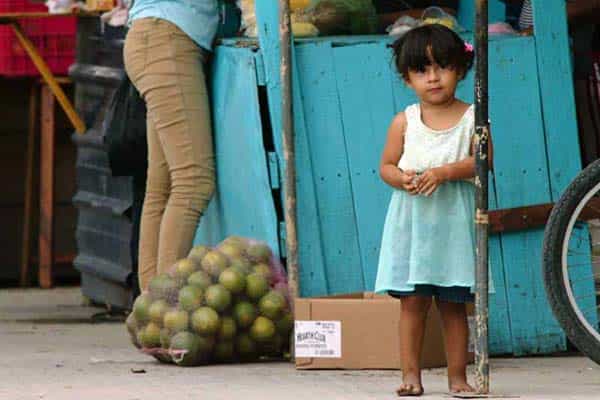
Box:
[386, 15, 419, 38]
[126, 237, 292, 366]
[102, 75, 148, 177]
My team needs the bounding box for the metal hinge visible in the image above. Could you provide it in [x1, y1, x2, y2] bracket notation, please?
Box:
[279, 221, 287, 258]
[254, 52, 266, 86]
[267, 152, 280, 190]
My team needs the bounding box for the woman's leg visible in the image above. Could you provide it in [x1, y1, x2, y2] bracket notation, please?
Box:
[124, 19, 171, 291]
[135, 19, 215, 275]
[124, 18, 215, 287]
[398, 295, 432, 396]
[436, 300, 474, 393]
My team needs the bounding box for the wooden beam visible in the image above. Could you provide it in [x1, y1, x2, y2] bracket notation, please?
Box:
[39, 85, 55, 289]
[489, 198, 600, 233]
[11, 21, 86, 134]
[20, 83, 38, 287]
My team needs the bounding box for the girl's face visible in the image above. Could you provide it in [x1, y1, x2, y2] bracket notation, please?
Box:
[405, 62, 460, 106]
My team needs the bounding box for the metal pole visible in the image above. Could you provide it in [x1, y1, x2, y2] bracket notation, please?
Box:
[474, 0, 490, 394]
[279, 0, 300, 303]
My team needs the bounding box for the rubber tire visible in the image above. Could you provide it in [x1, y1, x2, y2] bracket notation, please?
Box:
[543, 159, 600, 365]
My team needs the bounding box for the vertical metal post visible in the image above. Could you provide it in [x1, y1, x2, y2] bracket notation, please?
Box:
[474, 0, 490, 394]
[279, 0, 300, 303]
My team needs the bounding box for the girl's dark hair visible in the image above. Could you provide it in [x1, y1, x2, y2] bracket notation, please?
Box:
[392, 24, 474, 81]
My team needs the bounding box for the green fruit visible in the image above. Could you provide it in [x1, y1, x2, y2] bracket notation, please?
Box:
[133, 294, 152, 324]
[246, 273, 269, 300]
[169, 331, 201, 366]
[153, 353, 173, 364]
[219, 268, 246, 294]
[259, 333, 285, 357]
[178, 285, 204, 312]
[188, 245, 210, 265]
[163, 309, 189, 333]
[201, 250, 230, 277]
[218, 242, 246, 259]
[173, 259, 198, 284]
[138, 322, 161, 348]
[276, 312, 294, 335]
[233, 301, 257, 328]
[250, 316, 276, 342]
[191, 307, 221, 336]
[253, 263, 272, 280]
[236, 333, 257, 360]
[247, 243, 272, 263]
[148, 299, 169, 325]
[218, 316, 237, 340]
[221, 236, 247, 247]
[214, 341, 235, 362]
[205, 284, 232, 312]
[229, 257, 252, 275]
[187, 270, 212, 291]
[148, 274, 179, 302]
[160, 328, 171, 349]
[126, 312, 138, 336]
[259, 291, 287, 320]
[196, 336, 216, 364]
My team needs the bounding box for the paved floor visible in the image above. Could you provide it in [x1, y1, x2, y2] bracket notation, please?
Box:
[1, 287, 599, 400]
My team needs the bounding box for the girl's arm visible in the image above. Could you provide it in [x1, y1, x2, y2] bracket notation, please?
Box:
[416, 131, 494, 195]
[380, 112, 418, 194]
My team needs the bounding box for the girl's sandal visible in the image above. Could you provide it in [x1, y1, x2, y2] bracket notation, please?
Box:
[396, 383, 424, 397]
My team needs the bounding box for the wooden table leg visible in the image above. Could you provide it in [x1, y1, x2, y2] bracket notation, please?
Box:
[20, 82, 38, 287]
[11, 21, 86, 134]
[39, 85, 54, 289]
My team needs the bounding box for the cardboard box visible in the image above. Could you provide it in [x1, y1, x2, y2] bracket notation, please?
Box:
[295, 292, 473, 370]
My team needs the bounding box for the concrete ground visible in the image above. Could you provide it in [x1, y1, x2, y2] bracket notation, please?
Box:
[1, 288, 599, 400]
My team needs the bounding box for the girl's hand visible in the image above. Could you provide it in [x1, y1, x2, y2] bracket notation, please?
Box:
[399, 169, 419, 195]
[415, 168, 446, 196]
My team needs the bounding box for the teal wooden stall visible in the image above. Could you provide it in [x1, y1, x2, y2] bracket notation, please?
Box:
[195, 0, 598, 356]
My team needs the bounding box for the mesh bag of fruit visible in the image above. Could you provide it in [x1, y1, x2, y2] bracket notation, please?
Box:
[126, 237, 293, 366]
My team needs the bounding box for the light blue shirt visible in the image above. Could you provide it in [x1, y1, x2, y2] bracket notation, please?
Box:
[129, 0, 220, 51]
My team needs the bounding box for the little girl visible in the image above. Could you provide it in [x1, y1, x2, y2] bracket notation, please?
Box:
[375, 24, 489, 396]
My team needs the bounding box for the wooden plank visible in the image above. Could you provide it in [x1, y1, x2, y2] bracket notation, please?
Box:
[533, 0, 582, 197]
[532, 0, 598, 353]
[486, 37, 564, 355]
[291, 51, 329, 297]
[11, 22, 85, 134]
[255, 3, 329, 296]
[20, 83, 37, 287]
[39, 84, 54, 289]
[194, 47, 279, 254]
[488, 183, 514, 355]
[332, 41, 396, 290]
[294, 41, 364, 295]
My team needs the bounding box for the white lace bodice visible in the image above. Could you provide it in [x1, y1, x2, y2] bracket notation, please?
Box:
[398, 103, 475, 173]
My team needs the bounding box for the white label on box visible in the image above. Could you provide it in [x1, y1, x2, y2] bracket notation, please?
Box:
[294, 321, 342, 358]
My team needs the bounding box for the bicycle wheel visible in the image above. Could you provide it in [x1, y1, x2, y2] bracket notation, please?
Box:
[543, 159, 600, 364]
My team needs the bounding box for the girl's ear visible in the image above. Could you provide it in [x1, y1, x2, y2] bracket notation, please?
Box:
[403, 75, 413, 88]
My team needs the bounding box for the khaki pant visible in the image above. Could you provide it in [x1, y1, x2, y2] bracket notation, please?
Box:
[124, 18, 215, 291]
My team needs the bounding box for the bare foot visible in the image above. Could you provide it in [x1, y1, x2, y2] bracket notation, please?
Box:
[448, 377, 475, 394]
[396, 374, 424, 397]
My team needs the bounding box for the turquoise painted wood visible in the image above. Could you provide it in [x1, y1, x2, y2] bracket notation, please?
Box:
[294, 42, 365, 294]
[330, 41, 395, 290]
[194, 46, 279, 254]
[247, 0, 595, 356]
[532, 0, 599, 339]
[532, 0, 582, 199]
